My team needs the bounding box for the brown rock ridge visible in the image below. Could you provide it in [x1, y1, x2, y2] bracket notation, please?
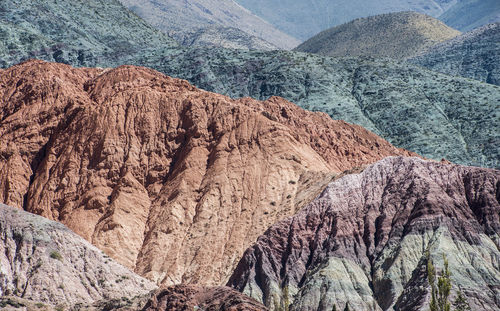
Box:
[0, 60, 411, 286]
[143, 285, 267, 311]
[228, 157, 500, 311]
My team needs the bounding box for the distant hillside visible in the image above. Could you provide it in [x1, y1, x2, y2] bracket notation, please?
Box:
[439, 0, 500, 31]
[411, 22, 500, 85]
[233, 0, 458, 40]
[295, 12, 461, 59]
[119, 0, 299, 49]
[0, 0, 176, 68]
[168, 25, 279, 50]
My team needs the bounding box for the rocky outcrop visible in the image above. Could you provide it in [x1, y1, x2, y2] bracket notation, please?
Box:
[0, 60, 411, 286]
[228, 157, 500, 311]
[118, 0, 299, 49]
[0, 204, 156, 308]
[295, 12, 460, 59]
[143, 285, 267, 311]
[410, 22, 500, 85]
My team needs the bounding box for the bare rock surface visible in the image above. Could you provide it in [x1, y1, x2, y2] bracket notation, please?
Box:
[0, 60, 411, 286]
[228, 157, 500, 311]
[0, 204, 156, 308]
[143, 285, 267, 311]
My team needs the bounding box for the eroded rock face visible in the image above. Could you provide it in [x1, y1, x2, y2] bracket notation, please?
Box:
[0, 60, 411, 286]
[143, 285, 267, 311]
[228, 157, 500, 311]
[0, 204, 156, 308]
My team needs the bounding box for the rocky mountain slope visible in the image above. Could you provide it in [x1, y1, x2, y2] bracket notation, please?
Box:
[0, 204, 156, 309]
[411, 22, 500, 85]
[143, 285, 267, 311]
[439, 0, 500, 31]
[163, 25, 278, 50]
[0, 0, 177, 68]
[228, 157, 500, 311]
[0, 60, 411, 287]
[118, 0, 299, 50]
[295, 12, 460, 59]
[146, 49, 500, 168]
[2, 0, 499, 168]
[233, 0, 459, 40]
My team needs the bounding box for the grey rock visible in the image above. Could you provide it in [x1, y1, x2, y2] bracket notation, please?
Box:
[410, 22, 500, 85]
[0, 204, 156, 308]
[1, 0, 499, 168]
[233, 0, 459, 40]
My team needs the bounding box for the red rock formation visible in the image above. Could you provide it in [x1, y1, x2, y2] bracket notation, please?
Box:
[0, 60, 411, 286]
[143, 285, 267, 311]
[228, 157, 500, 311]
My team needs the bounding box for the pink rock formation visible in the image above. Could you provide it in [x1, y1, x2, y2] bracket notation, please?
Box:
[228, 157, 500, 311]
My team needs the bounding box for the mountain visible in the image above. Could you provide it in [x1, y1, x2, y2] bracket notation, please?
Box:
[439, 0, 500, 31]
[228, 157, 500, 311]
[295, 12, 460, 59]
[0, 204, 156, 308]
[1, 0, 499, 167]
[143, 285, 267, 311]
[163, 25, 279, 50]
[0, 0, 177, 68]
[145, 49, 500, 168]
[0, 60, 411, 286]
[233, 0, 459, 40]
[118, 0, 300, 49]
[411, 22, 500, 85]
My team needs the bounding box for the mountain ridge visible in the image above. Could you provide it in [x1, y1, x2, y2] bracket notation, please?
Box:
[0, 59, 412, 287]
[119, 0, 300, 49]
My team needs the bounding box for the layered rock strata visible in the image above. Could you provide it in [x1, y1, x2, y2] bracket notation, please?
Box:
[228, 157, 500, 311]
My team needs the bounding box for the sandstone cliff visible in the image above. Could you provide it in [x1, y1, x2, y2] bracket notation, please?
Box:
[228, 157, 500, 311]
[0, 60, 411, 286]
[0, 204, 156, 308]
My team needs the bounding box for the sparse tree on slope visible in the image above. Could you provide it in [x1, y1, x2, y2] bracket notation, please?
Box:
[427, 252, 452, 311]
[453, 291, 471, 311]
